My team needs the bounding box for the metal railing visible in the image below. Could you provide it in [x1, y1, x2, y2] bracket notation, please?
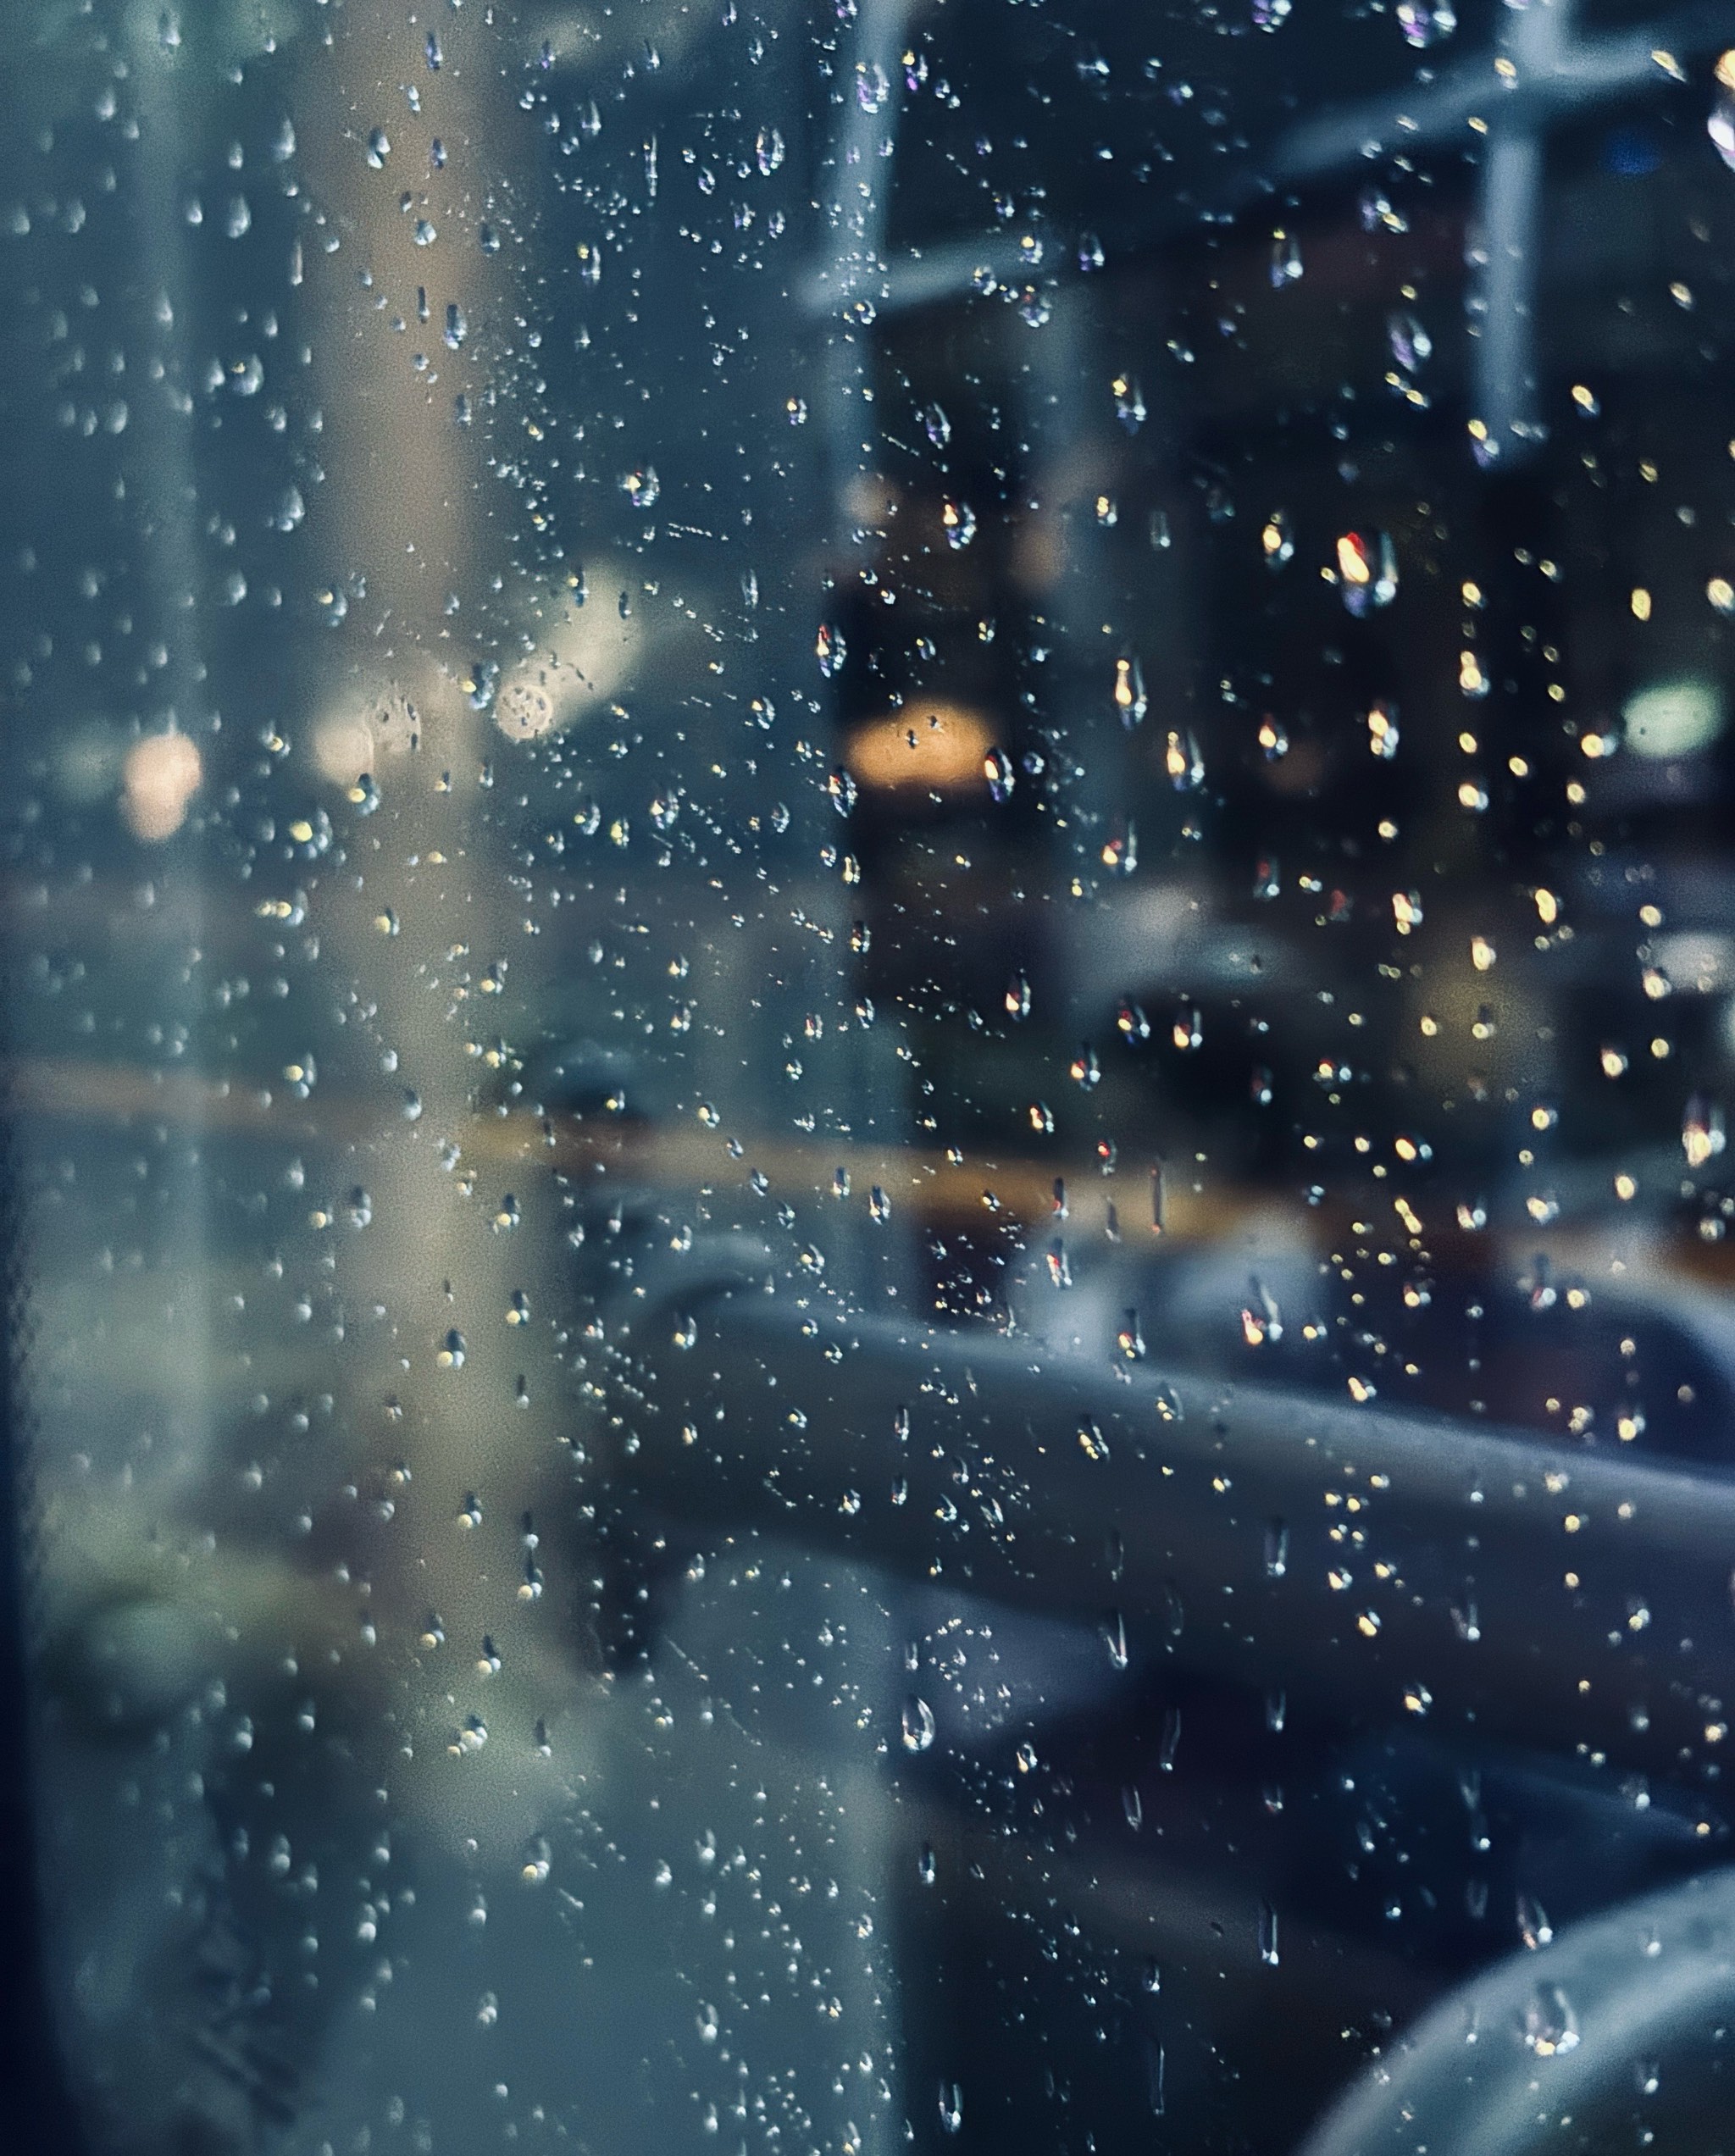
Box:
[611, 1283, 1735, 1796]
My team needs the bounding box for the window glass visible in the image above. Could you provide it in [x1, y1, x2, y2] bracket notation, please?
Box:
[8, 5, 1735, 2154]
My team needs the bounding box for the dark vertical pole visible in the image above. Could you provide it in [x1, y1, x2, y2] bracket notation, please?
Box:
[0, 1083, 86, 2150]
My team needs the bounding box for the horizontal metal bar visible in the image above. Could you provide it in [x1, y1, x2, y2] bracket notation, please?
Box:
[0, 1053, 1265, 1238]
[617, 1293, 1735, 1792]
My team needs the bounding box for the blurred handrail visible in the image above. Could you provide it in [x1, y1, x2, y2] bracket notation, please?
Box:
[1296, 1862, 1735, 2156]
[615, 1289, 1735, 1793]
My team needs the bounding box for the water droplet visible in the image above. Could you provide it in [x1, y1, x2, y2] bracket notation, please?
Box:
[1684, 1095, 1726, 1167]
[1264, 1520, 1289, 1578]
[982, 745, 1016, 802]
[1113, 656, 1147, 727]
[1336, 529, 1399, 615]
[1522, 1981, 1579, 2055]
[1145, 2039, 1167, 2114]
[901, 1696, 936, 1753]
[938, 2083, 963, 2135]
[1388, 310, 1432, 374]
[1367, 700, 1400, 759]
[1712, 61, 1735, 170]
[1101, 1610, 1128, 1670]
[1398, 0, 1456, 46]
[1518, 1893, 1553, 1949]
[366, 127, 391, 169]
[1258, 1902, 1280, 1965]
[1165, 730, 1205, 790]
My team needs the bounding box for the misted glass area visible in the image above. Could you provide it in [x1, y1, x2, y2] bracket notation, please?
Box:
[9, 3, 1735, 2152]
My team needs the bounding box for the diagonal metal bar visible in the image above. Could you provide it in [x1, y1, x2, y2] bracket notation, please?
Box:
[823, 0, 1734, 372]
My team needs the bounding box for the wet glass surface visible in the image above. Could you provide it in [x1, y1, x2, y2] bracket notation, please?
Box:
[8, 3, 1735, 2153]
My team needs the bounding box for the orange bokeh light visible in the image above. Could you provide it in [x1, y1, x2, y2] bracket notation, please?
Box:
[845, 702, 994, 795]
